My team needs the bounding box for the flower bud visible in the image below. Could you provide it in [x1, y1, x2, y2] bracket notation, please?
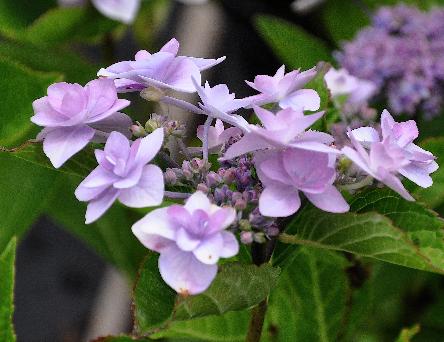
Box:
[253, 232, 266, 244]
[140, 87, 164, 102]
[130, 124, 146, 137]
[197, 183, 209, 193]
[164, 169, 177, 185]
[223, 168, 236, 185]
[240, 231, 254, 244]
[206, 172, 222, 187]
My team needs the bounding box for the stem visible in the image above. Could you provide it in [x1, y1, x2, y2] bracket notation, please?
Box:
[202, 116, 213, 162]
[338, 175, 373, 192]
[246, 240, 275, 342]
[164, 191, 191, 199]
[160, 96, 205, 115]
[246, 299, 268, 342]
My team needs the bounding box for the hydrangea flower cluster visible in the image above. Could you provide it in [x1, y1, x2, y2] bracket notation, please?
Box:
[336, 5, 444, 118]
[30, 38, 438, 295]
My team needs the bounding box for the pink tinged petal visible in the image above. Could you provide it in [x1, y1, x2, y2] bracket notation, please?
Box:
[159, 246, 218, 295]
[75, 183, 109, 202]
[405, 143, 436, 163]
[188, 56, 226, 71]
[282, 149, 336, 193]
[215, 119, 224, 135]
[31, 98, 75, 127]
[341, 146, 375, 177]
[349, 127, 380, 147]
[304, 185, 350, 213]
[258, 152, 292, 186]
[84, 98, 130, 124]
[132, 207, 176, 249]
[377, 168, 414, 201]
[253, 106, 279, 130]
[91, 0, 141, 24]
[118, 164, 164, 207]
[78, 165, 118, 188]
[392, 120, 419, 147]
[207, 207, 236, 233]
[424, 160, 439, 174]
[290, 140, 341, 154]
[222, 132, 271, 160]
[176, 228, 202, 252]
[218, 127, 242, 143]
[85, 188, 120, 224]
[193, 233, 224, 265]
[89, 112, 132, 141]
[47, 82, 85, 116]
[43, 125, 95, 168]
[35, 127, 54, 141]
[380, 109, 396, 139]
[160, 38, 180, 55]
[135, 50, 151, 60]
[85, 78, 117, 115]
[104, 131, 131, 163]
[134, 128, 164, 166]
[113, 165, 144, 189]
[184, 191, 212, 213]
[298, 130, 334, 144]
[279, 89, 321, 111]
[399, 164, 433, 188]
[220, 231, 239, 258]
[259, 184, 301, 217]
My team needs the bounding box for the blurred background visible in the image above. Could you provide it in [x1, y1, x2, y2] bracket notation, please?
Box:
[1, 0, 444, 341]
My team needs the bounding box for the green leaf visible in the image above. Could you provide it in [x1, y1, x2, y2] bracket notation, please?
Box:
[254, 15, 332, 70]
[263, 248, 348, 342]
[322, 1, 370, 44]
[0, 153, 58, 252]
[25, 6, 118, 46]
[133, 256, 280, 335]
[413, 137, 444, 208]
[91, 336, 152, 342]
[0, 238, 16, 342]
[7, 143, 98, 179]
[279, 189, 444, 274]
[45, 176, 146, 279]
[0, 56, 62, 147]
[0, 38, 97, 83]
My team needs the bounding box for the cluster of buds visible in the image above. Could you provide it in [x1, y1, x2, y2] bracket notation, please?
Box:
[131, 113, 185, 138]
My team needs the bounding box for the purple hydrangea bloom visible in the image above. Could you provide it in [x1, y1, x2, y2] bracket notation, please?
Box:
[59, 0, 141, 24]
[336, 5, 444, 117]
[223, 105, 338, 160]
[31, 79, 131, 168]
[246, 65, 320, 111]
[75, 128, 165, 224]
[255, 149, 349, 217]
[196, 119, 242, 154]
[98, 38, 225, 93]
[343, 110, 438, 197]
[132, 191, 239, 295]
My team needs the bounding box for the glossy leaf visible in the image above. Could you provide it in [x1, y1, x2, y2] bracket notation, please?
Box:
[263, 248, 348, 342]
[280, 189, 444, 274]
[254, 15, 332, 70]
[0, 238, 16, 342]
[133, 256, 280, 335]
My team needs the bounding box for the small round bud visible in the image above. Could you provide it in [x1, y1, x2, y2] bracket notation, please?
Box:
[253, 232, 266, 244]
[197, 183, 209, 193]
[240, 231, 254, 244]
[140, 87, 164, 102]
[164, 169, 177, 185]
[131, 124, 146, 137]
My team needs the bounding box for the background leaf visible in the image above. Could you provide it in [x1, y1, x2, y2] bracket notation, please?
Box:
[254, 15, 332, 70]
[0, 238, 16, 342]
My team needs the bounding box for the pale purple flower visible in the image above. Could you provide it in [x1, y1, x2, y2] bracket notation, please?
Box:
[246, 65, 320, 111]
[31, 79, 131, 168]
[132, 191, 239, 295]
[255, 149, 349, 217]
[196, 119, 242, 154]
[223, 106, 338, 160]
[75, 129, 165, 224]
[346, 110, 438, 192]
[58, 0, 141, 24]
[98, 38, 225, 93]
[324, 67, 376, 107]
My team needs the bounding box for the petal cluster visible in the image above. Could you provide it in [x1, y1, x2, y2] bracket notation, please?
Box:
[75, 129, 165, 223]
[246, 65, 320, 111]
[342, 110, 438, 200]
[196, 119, 242, 153]
[256, 149, 349, 217]
[98, 38, 225, 93]
[31, 79, 131, 168]
[132, 192, 239, 295]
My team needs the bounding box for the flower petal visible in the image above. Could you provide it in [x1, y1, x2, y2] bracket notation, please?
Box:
[193, 233, 224, 265]
[159, 246, 218, 295]
[304, 185, 349, 213]
[259, 184, 301, 217]
[43, 125, 95, 168]
[85, 188, 120, 224]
